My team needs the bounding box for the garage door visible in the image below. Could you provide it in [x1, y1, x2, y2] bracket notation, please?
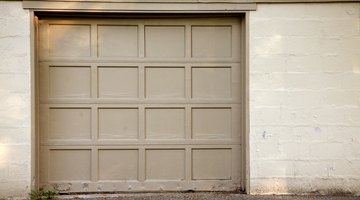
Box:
[38, 17, 242, 193]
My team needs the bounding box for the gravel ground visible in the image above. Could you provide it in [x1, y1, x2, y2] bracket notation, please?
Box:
[56, 192, 360, 200]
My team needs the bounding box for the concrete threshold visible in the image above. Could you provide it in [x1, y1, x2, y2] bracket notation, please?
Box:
[56, 192, 360, 200]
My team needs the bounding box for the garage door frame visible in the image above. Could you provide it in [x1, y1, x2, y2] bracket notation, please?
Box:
[29, 9, 250, 193]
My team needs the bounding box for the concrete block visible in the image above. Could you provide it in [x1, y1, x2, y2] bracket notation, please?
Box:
[251, 160, 295, 178]
[0, 101, 30, 128]
[344, 143, 360, 159]
[0, 2, 29, 19]
[304, 3, 360, 18]
[250, 126, 294, 144]
[251, 141, 280, 159]
[0, 17, 30, 37]
[331, 160, 360, 178]
[0, 74, 30, 93]
[349, 129, 360, 143]
[250, 106, 282, 126]
[320, 19, 359, 37]
[250, 90, 284, 107]
[309, 143, 344, 160]
[281, 91, 323, 108]
[278, 108, 317, 126]
[252, 72, 360, 91]
[322, 91, 360, 107]
[8, 163, 30, 181]
[0, 57, 31, 73]
[0, 36, 30, 57]
[328, 127, 360, 143]
[250, 55, 289, 73]
[0, 180, 30, 198]
[293, 126, 330, 143]
[251, 37, 284, 56]
[251, 19, 322, 37]
[294, 161, 331, 177]
[279, 143, 310, 160]
[0, 127, 31, 144]
[284, 55, 324, 73]
[314, 107, 360, 126]
[11, 145, 31, 164]
[251, 4, 307, 19]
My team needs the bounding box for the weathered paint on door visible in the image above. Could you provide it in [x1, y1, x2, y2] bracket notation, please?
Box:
[38, 17, 242, 192]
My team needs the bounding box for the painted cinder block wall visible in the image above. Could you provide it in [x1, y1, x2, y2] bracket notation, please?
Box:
[0, 1, 359, 198]
[0, 1, 31, 198]
[249, 3, 360, 195]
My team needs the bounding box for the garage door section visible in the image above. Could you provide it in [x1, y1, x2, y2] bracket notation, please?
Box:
[38, 17, 242, 192]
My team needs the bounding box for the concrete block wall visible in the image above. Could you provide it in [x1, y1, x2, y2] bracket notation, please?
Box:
[249, 3, 360, 195]
[0, 1, 31, 198]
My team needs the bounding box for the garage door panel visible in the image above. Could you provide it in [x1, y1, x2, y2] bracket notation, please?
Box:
[49, 24, 91, 57]
[98, 149, 139, 180]
[145, 67, 185, 99]
[191, 26, 232, 58]
[49, 66, 91, 98]
[98, 108, 139, 139]
[145, 108, 185, 139]
[145, 149, 185, 180]
[192, 67, 232, 99]
[48, 108, 92, 140]
[49, 149, 92, 181]
[145, 26, 185, 58]
[98, 67, 139, 98]
[192, 149, 232, 180]
[98, 25, 139, 57]
[192, 108, 232, 139]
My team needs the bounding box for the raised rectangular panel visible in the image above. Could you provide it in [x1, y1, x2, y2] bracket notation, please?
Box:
[49, 25, 91, 57]
[192, 149, 232, 180]
[145, 26, 185, 58]
[145, 108, 185, 139]
[98, 25, 138, 57]
[98, 67, 138, 98]
[145, 67, 185, 98]
[192, 67, 231, 99]
[98, 108, 138, 139]
[49, 149, 91, 181]
[145, 149, 185, 180]
[49, 108, 91, 140]
[192, 108, 231, 139]
[192, 26, 232, 58]
[98, 149, 138, 180]
[49, 66, 91, 98]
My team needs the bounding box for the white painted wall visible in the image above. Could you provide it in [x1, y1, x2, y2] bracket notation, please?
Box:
[249, 3, 360, 195]
[0, 1, 31, 198]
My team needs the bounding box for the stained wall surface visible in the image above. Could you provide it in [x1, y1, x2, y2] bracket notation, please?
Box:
[249, 3, 360, 195]
[0, 1, 31, 198]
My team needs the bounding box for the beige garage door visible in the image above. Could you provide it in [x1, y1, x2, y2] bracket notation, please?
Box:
[38, 17, 242, 193]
